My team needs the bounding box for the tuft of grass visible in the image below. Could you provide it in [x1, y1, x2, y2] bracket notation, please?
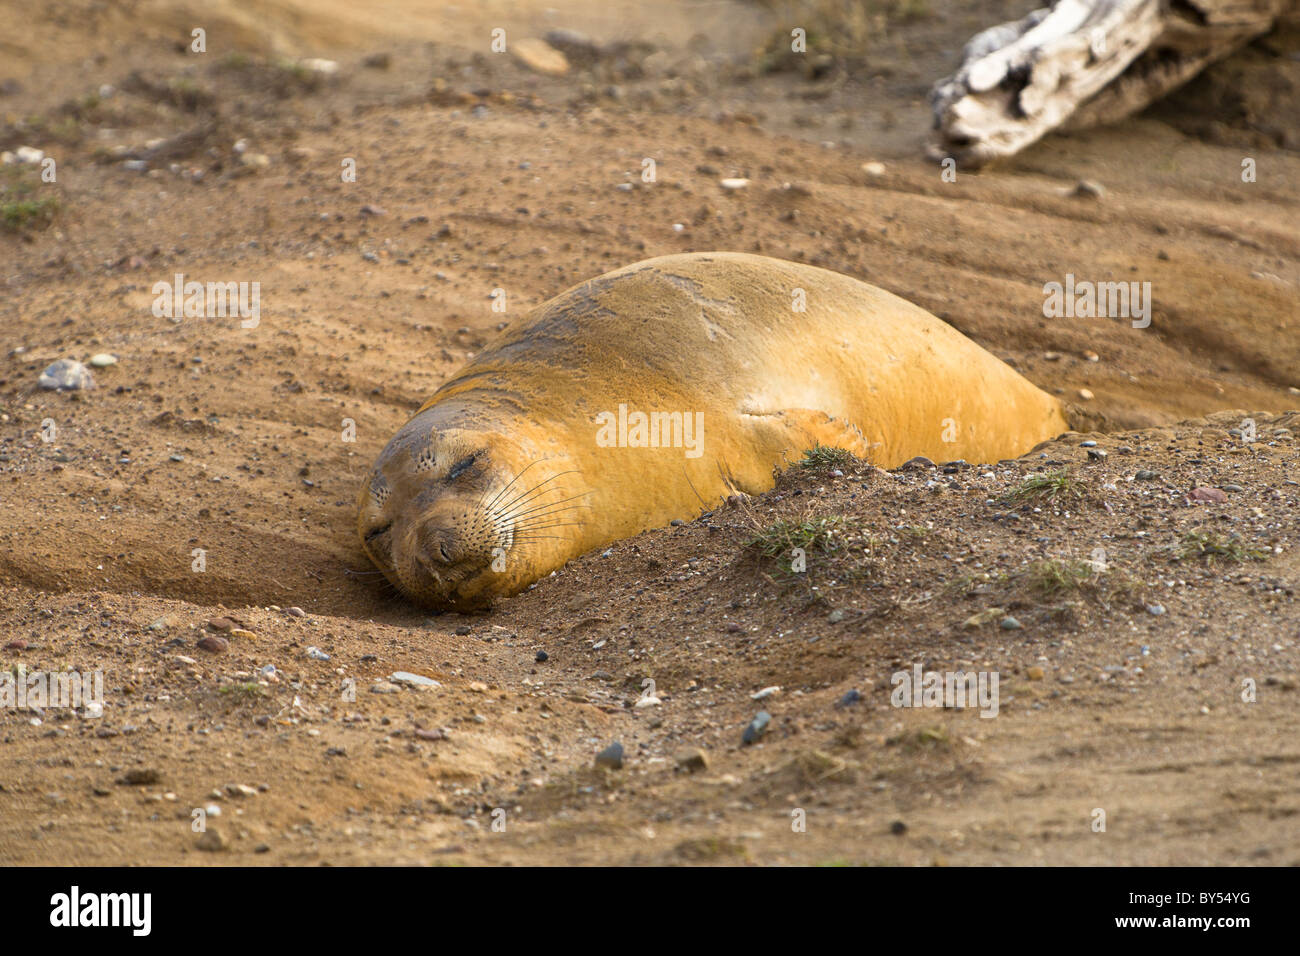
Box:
[1024, 558, 1102, 597]
[751, 0, 934, 72]
[768, 749, 857, 788]
[747, 514, 857, 572]
[1176, 531, 1267, 565]
[218, 682, 267, 702]
[1, 165, 59, 233]
[1004, 469, 1088, 505]
[885, 725, 952, 752]
[945, 571, 1006, 596]
[272, 58, 325, 93]
[799, 443, 854, 471]
[1, 196, 60, 232]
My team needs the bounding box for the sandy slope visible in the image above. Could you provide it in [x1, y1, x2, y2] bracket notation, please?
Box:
[0, 0, 1297, 865]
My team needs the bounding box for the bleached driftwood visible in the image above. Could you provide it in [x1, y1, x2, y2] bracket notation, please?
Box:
[930, 0, 1294, 167]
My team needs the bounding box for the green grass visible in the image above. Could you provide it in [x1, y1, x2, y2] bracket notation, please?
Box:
[1024, 558, 1102, 596]
[945, 570, 1006, 596]
[747, 514, 858, 572]
[1004, 469, 1088, 505]
[1, 196, 59, 232]
[1176, 531, 1267, 565]
[799, 444, 854, 471]
[1, 165, 58, 233]
[885, 725, 952, 752]
[217, 682, 267, 702]
[751, 0, 934, 69]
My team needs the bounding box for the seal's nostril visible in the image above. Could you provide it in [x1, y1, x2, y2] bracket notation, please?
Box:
[438, 544, 452, 563]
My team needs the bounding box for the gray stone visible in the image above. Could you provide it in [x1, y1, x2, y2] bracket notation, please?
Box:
[389, 671, 440, 688]
[38, 359, 95, 391]
[742, 711, 771, 745]
[595, 742, 624, 769]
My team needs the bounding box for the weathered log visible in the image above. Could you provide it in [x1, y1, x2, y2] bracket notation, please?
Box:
[930, 0, 1294, 167]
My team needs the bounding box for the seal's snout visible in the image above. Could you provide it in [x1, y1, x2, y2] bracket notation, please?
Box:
[369, 472, 512, 609]
[414, 520, 467, 567]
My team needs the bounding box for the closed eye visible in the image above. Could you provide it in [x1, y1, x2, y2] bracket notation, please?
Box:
[448, 454, 477, 480]
[364, 523, 392, 544]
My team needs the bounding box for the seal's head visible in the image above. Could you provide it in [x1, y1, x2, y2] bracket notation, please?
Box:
[358, 409, 533, 609]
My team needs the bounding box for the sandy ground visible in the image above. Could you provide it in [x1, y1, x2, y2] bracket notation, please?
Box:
[1, 0, 1297, 865]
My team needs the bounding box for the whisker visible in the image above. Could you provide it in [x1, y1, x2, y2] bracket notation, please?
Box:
[492, 470, 583, 516]
[509, 521, 584, 533]
[494, 503, 593, 527]
[507, 510, 587, 526]
[494, 494, 593, 524]
[478, 458, 547, 514]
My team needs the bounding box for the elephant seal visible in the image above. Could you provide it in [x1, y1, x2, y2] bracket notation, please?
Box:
[358, 252, 1068, 609]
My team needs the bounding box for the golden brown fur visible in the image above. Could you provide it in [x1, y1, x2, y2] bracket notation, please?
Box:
[358, 252, 1068, 608]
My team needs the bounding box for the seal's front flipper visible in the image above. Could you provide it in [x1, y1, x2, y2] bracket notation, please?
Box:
[738, 407, 877, 471]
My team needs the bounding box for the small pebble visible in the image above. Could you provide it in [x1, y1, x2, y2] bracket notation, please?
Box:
[595, 742, 624, 769]
[1000, 616, 1023, 630]
[389, 671, 440, 688]
[196, 828, 226, 852]
[39, 359, 95, 391]
[742, 711, 771, 745]
[675, 748, 709, 773]
[117, 768, 160, 786]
